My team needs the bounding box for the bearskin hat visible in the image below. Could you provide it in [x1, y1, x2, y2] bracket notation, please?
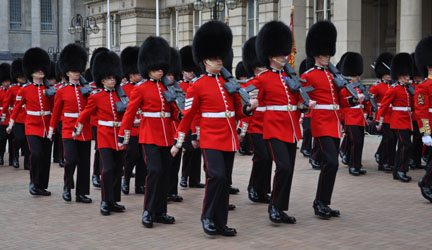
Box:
[340, 52, 363, 77]
[59, 43, 88, 75]
[90, 47, 109, 72]
[390, 53, 412, 80]
[10, 58, 24, 83]
[192, 20, 233, 65]
[55, 61, 67, 81]
[242, 36, 265, 77]
[0, 63, 11, 83]
[235, 61, 248, 79]
[22, 47, 51, 80]
[373, 52, 393, 78]
[138, 36, 170, 78]
[306, 21, 337, 58]
[83, 68, 93, 82]
[120, 46, 139, 79]
[46, 61, 57, 80]
[223, 48, 234, 74]
[256, 21, 292, 67]
[92, 51, 123, 88]
[168, 47, 182, 81]
[299, 57, 314, 76]
[415, 36, 432, 76]
[179, 45, 196, 72]
[410, 53, 425, 78]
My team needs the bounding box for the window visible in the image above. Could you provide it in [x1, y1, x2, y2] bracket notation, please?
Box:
[247, 0, 258, 38]
[314, 0, 331, 22]
[10, 0, 22, 30]
[110, 14, 121, 51]
[41, 0, 53, 30]
[170, 10, 178, 48]
[193, 10, 202, 34]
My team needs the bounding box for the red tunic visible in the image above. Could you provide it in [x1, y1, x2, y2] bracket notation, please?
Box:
[174, 73, 247, 151]
[120, 81, 141, 137]
[118, 79, 179, 147]
[10, 83, 53, 137]
[76, 88, 123, 150]
[376, 83, 413, 131]
[2, 84, 27, 124]
[369, 80, 393, 123]
[414, 77, 432, 133]
[0, 87, 10, 125]
[340, 86, 371, 126]
[50, 83, 92, 141]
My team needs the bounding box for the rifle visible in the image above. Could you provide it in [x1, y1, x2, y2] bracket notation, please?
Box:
[220, 67, 256, 105]
[351, 81, 378, 111]
[42, 79, 56, 97]
[282, 63, 314, 107]
[327, 62, 359, 100]
[406, 83, 415, 96]
[115, 84, 129, 113]
[79, 75, 93, 97]
[161, 76, 186, 112]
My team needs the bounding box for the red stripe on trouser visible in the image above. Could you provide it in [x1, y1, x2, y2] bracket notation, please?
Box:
[398, 130, 405, 172]
[249, 133, 256, 186]
[98, 149, 106, 201]
[348, 126, 355, 168]
[202, 149, 210, 215]
[26, 136, 34, 183]
[142, 145, 148, 210]
[267, 141, 277, 205]
[62, 139, 67, 188]
[317, 138, 327, 201]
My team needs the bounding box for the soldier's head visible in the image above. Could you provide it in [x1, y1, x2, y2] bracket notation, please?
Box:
[235, 61, 248, 81]
[298, 57, 314, 76]
[242, 36, 266, 77]
[415, 36, 432, 77]
[11, 58, 26, 84]
[46, 61, 57, 86]
[193, 21, 232, 74]
[256, 21, 292, 70]
[179, 45, 196, 81]
[373, 52, 393, 82]
[55, 61, 67, 83]
[306, 21, 337, 67]
[138, 36, 170, 81]
[410, 53, 424, 83]
[340, 52, 363, 82]
[166, 47, 182, 84]
[22, 47, 51, 82]
[120, 46, 142, 83]
[92, 50, 123, 89]
[59, 43, 88, 83]
[0, 63, 11, 88]
[391, 53, 412, 84]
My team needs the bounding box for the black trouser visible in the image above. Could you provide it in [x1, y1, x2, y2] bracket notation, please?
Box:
[248, 133, 272, 195]
[393, 129, 412, 174]
[201, 149, 234, 227]
[92, 127, 100, 176]
[267, 139, 296, 211]
[239, 130, 252, 153]
[168, 149, 182, 195]
[142, 144, 172, 213]
[311, 137, 321, 163]
[340, 132, 348, 157]
[421, 156, 432, 186]
[181, 131, 202, 184]
[301, 117, 312, 152]
[13, 123, 29, 168]
[53, 122, 64, 162]
[411, 121, 422, 165]
[346, 125, 365, 170]
[27, 135, 52, 189]
[99, 148, 124, 202]
[123, 136, 146, 188]
[0, 124, 14, 164]
[315, 136, 340, 205]
[377, 123, 396, 166]
[63, 139, 91, 195]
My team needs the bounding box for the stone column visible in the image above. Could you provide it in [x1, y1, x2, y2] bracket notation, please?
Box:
[61, 0, 74, 48]
[399, 0, 422, 52]
[177, 5, 194, 49]
[333, 0, 361, 62]
[31, 0, 41, 47]
[0, 0, 9, 52]
[228, 0, 247, 68]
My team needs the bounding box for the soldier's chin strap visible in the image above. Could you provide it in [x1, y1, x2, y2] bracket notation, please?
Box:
[205, 59, 222, 71]
[271, 57, 287, 67]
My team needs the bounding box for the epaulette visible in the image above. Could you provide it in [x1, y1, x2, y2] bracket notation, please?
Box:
[57, 84, 67, 89]
[303, 68, 314, 75]
[22, 83, 31, 88]
[391, 83, 398, 88]
[192, 75, 203, 83]
[256, 69, 268, 76]
[373, 80, 381, 86]
[9, 83, 17, 87]
[136, 80, 146, 86]
[91, 89, 102, 95]
[120, 82, 129, 86]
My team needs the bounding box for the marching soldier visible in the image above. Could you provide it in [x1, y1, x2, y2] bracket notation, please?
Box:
[302, 21, 364, 219]
[50, 61, 65, 168]
[119, 46, 146, 195]
[369, 52, 395, 172]
[0, 63, 14, 167]
[73, 50, 126, 215]
[1, 59, 29, 169]
[178, 45, 204, 189]
[376, 53, 414, 182]
[236, 62, 254, 156]
[118, 36, 178, 228]
[171, 21, 257, 236]
[49, 43, 92, 203]
[7, 48, 54, 196]
[299, 58, 314, 158]
[414, 36, 432, 202]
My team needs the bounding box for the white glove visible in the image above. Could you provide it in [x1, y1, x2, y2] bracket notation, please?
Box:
[422, 135, 432, 146]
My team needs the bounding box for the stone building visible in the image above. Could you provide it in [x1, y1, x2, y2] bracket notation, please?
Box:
[1, 0, 88, 61]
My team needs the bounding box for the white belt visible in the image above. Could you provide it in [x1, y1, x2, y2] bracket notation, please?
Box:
[202, 111, 235, 118]
[0, 107, 2, 110]
[142, 112, 171, 118]
[392, 106, 411, 112]
[256, 107, 266, 112]
[26, 110, 51, 116]
[314, 104, 339, 110]
[98, 120, 121, 127]
[266, 105, 297, 111]
[8, 107, 13, 111]
[64, 112, 79, 118]
[350, 104, 364, 109]
[429, 108, 432, 113]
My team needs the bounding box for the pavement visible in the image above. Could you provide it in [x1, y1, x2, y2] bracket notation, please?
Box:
[0, 135, 431, 249]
